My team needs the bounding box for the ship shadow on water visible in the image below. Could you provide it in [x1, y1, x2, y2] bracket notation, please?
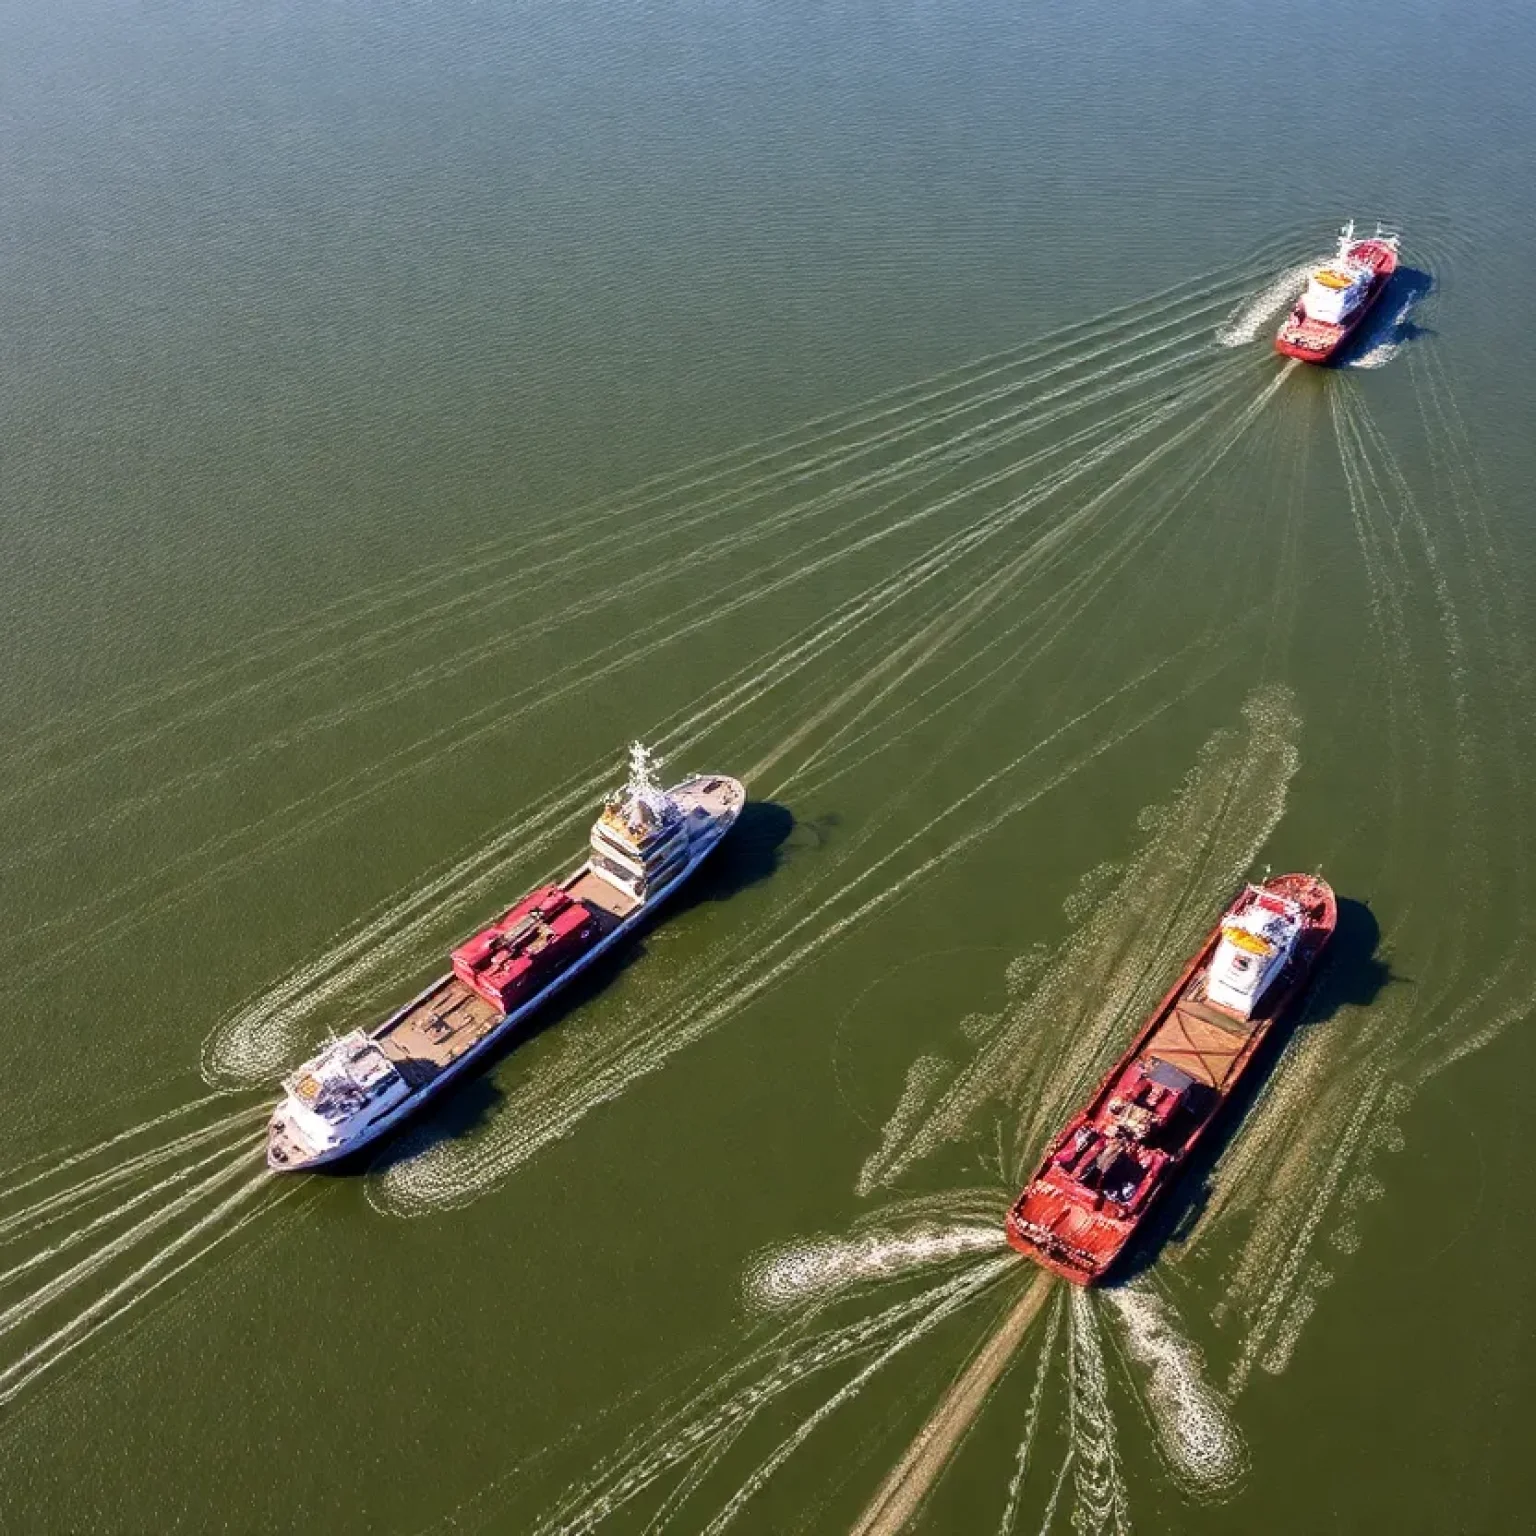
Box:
[1330, 266, 1436, 368]
[1110, 896, 1393, 1281]
[356, 800, 797, 1174]
[667, 798, 798, 918]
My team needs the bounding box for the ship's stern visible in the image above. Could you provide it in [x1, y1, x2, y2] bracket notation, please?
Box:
[266, 1108, 329, 1172]
[1005, 1189, 1110, 1286]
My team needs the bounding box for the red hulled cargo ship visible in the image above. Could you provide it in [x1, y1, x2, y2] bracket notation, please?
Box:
[1275, 221, 1399, 363]
[1006, 874, 1335, 1284]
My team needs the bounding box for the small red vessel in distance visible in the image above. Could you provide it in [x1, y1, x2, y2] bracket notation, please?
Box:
[1275, 221, 1399, 363]
[1006, 873, 1336, 1284]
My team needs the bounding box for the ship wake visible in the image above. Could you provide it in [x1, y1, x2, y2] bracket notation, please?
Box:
[857, 683, 1301, 1196]
[368, 353, 1293, 1219]
[0, 1094, 305, 1412]
[431, 241, 1534, 1536]
[445, 1194, 1245, 1536]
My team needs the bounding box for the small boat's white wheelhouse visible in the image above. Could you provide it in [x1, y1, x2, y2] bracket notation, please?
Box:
[1205, 886, 1304, 1019]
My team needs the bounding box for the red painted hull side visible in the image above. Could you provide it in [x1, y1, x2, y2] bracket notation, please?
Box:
[1274, 240, 1399, 363]
[1005, 874, 1336, 1285]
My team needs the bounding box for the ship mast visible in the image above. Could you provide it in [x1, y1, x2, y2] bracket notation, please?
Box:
[620, 740, 672, 820]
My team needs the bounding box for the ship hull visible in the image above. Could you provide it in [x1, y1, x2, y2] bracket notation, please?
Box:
[1005, 874, 1335, 1284]
[267, 781, 742, 1171]
[1274, 239, 1399, 363]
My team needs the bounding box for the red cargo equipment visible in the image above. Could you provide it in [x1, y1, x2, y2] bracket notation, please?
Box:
[451, 885, 597, 1013]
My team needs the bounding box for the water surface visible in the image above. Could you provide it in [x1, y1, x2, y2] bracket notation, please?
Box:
[1, 2, 1534, 1531]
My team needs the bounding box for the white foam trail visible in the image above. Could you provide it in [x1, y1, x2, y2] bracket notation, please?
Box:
[0, 1144, 259, 1340]
[373, 661, 1200, 1218]
[1346, 338, 1400, 371]
[1344, 283, 1426, 371]
[1423, 980, 1536, 1078]
[1229, 1072, 1386, 1394]
[859, 683, 1301, 1195]
[526, 1259, 1009, 1536]
[999, 1288, 1065, 1535]
[1182, 996, 1345, 1255]
[1035, 1443, 1074, 1536]
[752, 369, 1245, 790]
[212, 375, 1230, 1099]
[5, 254, 1269, 775]
[1066, 1288, 1131, 1536]
[1102, 1280, 1245, 1495]
[42, 359, 1218, 986]
[2, 288, 1241, 835]
[857, 1058, 952, 1201]
[0, 1169, 274, 1406]
[850, 1270, 1055, 1536]
[201, 778, 602, 1085]
[1215, 258, 1320, 346]
[0, 1091, 241, 1205]
[696, 1255, 1017, 1536]
[0, 1105, 266, 1239]
[286, 339, 1233, 759]
[744, 1224, 1008, 1313]
[642, 1416, 754, 1536]
[787, 363, 1292, 798]
[0, 1138, 249, 1290]
[1258, 1271, 1324, 1377]
[791, 368, 1260, 807]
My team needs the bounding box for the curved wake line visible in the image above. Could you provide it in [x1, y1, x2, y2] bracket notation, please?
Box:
[1215, 259, 1320, 347]
[0, 277, 1251, 820]
[744, 1224, 1008, 1314]
[368, 654, 1210, 1219]
[201, 365, 1242, 1095]
[696, 1256, 1020, 1536]
[0, 1104, 266, 1239]
[0, 1097, 290, 1414]
[0, 1091, 245, 1206]
[858, 683, 1302, 1197]
[0, 1145, 259, 1341]
[1102, 1280, 1246, 1495]
[13, 352, 1235, 984]
[1066, 1286, 1131, 1536]
[0, 1168, 277, 1407]
[518, 1256, 1015, 1536]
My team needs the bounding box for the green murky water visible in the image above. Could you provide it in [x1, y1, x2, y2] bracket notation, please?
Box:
[2, 2, 1533, 1531]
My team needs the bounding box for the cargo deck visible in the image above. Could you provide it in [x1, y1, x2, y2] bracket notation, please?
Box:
[374, 871, 638, 1081]
[1005, 874, 1336, 1283]
[1136, 980, 1256, 1092]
